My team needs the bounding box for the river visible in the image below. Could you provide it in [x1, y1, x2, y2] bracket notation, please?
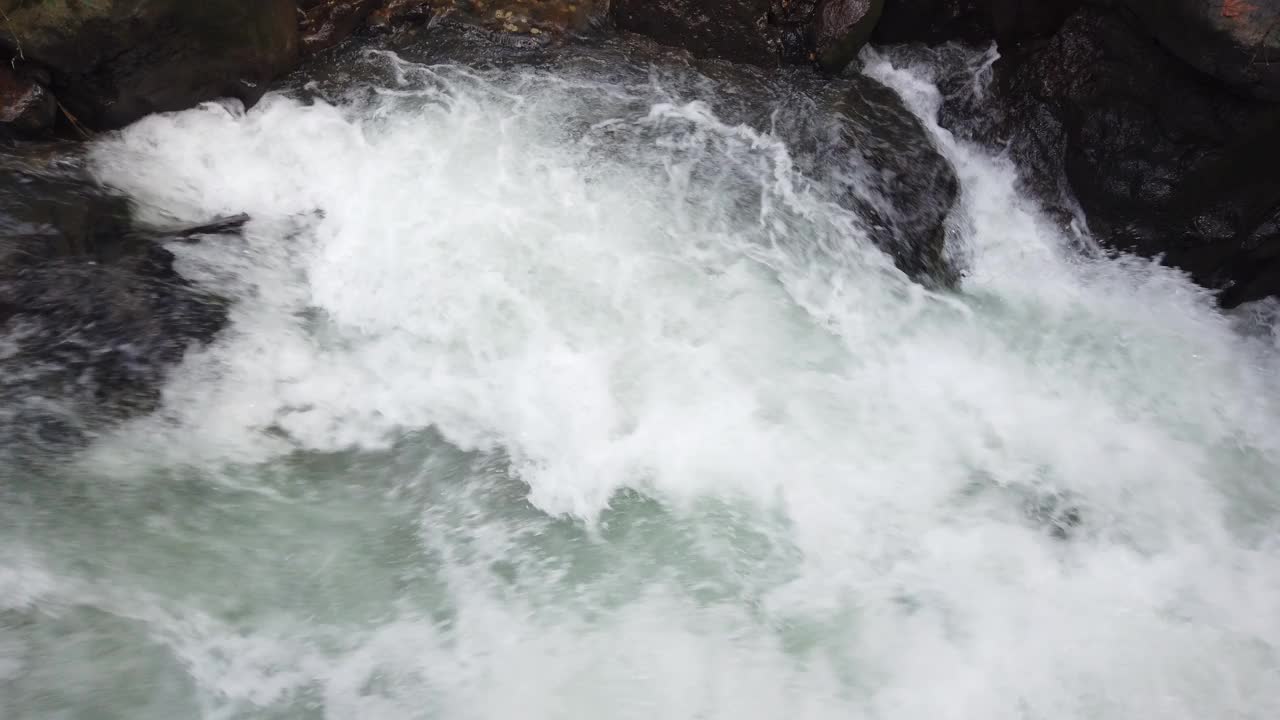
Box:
[1, 35, 1278, 720]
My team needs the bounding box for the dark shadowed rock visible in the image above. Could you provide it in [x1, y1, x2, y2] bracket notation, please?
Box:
[874, 0, 1083, 46]
[613, 0, 778, 65]
[943, 7, 1280, 307]
[0, 0, 299, 130]
[1123, 0, 1280, 101]
[613, 0, 885, 71]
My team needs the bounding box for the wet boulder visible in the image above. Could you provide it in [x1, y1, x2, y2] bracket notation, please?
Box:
[0, 0, 299, 130]
[612, 0, 885, 71]
[837, 75, 959, 283]
[1123, 0, 1280, 101]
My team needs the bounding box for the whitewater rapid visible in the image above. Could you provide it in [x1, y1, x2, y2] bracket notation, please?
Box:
[2, 41, 1278, 719]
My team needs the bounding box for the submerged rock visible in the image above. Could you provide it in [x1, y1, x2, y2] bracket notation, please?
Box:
[837, 76, 959, 283]
[0, 151, 229, 459]
[0, 0, 299, 130]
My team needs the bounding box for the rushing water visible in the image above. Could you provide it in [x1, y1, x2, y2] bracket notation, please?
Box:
[2, 36, 1279, 719]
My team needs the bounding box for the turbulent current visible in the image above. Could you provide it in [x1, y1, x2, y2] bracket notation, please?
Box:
[2, 37, 1279, 719]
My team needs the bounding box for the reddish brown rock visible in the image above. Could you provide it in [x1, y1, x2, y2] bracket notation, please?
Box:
[1123, 0, 1280, 100]
[0, 65, 56, 135]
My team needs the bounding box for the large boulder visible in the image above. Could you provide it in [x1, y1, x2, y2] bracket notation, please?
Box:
[1123, 0, 1280, 101]
[837, 76, 959, 282]
[950, 7, 1280, 307]
[612, 0, 884, 71]
[0, 0, 299, 130]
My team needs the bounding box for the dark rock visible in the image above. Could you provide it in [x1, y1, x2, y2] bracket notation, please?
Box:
[0, 0, 299, 130]
[613, 0, 779, 64]
[613, 0, 885, 71]
[0, 150, 229, 461]
[874, 0, 1083, 46]
[1123, 0, 1280, 101]
[874, 0, 985, 44]
[950, 7, 1280, 306]
[0, 64, 56, 135]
